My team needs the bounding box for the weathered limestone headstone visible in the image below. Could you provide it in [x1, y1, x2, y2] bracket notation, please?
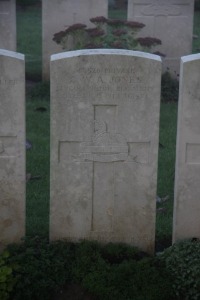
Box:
[0, 49, 25, 249]
[173, 54, 200, 243]
[42, 0, 108, 80]
[127, 0, 194, 76]
[0, 0, 16, 51]
[50, 49, 161, 253]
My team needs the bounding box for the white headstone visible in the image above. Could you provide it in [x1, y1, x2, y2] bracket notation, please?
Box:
[173, 53, 200, 243]
[0, 0, 16, 51]
[50, 49, 161, 253]
[42, 0, 108, 80]
[0, 49, 25, 249]
[127, 0, 194, 76]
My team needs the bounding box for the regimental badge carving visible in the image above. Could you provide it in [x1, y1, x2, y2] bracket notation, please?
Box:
[80, 121, 128, 162]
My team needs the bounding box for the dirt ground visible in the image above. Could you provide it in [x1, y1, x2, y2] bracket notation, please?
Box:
[52, 284, 99, 300]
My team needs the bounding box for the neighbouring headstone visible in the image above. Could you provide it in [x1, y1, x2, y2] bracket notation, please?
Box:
[0, 0, 16, 51]
[127, 0, 194, 76]
[50, 49, 161, 253]
[42, 0, 108, 80]
[0, 49, 25, 250]
[173, 53, 200, 243]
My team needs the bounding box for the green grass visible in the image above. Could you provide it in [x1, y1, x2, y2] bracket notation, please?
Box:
[156, 103, 178, 244]
[16, 7, 199, 247]
[108, 8, 127, 19]
[17, 6, 42, 80]
[26, 92, 50, 237]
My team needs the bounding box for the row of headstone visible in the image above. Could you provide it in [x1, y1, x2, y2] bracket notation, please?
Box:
[43, 0, 195, 79]
[1, 48, 200, 254]
[42, 0, 108, 80]
[0, 49, 25, 250]
[0, 0, 195, 80]
[0, 0, 16, 51]
[128, 0, 195, 76]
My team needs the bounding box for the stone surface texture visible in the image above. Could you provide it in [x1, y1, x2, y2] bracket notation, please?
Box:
[128, 0, 194, 76]
[42, 0, 108, 80]
[173, 54, 200, 243]
[50, 49, 161, 254]
[0, 49, 25, 249]
[0, 0, 16, 51]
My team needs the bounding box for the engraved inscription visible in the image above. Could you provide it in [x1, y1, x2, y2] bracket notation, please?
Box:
[58, 104, 151, 235]
[60, 67, 153, 103]
[59, 130, 150, 164]
[142, 4, 181, 16]
[80, 120, 128, 163]
[0, 79, 22, 86]
[186, 143, 200, 164]
[92, 162, 114, 232]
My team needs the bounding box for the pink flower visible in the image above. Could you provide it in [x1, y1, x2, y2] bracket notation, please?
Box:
[125, 21, 145, 29]
[90, 16, 107, 24]
[86, 28, 105, 37]
[112, 29, 127, 36]
[65, 23, 87, 34]
[106, 19, 125, 26]
[52, 31, 66, 43]
[137, 37, 161, 47]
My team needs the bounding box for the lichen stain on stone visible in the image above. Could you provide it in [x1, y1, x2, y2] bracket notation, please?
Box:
[3, 219, 12, 228]
[0, 141, 4, 154]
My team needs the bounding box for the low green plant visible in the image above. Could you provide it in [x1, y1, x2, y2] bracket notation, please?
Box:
[7, 237, 75, 300]
[159, 239, 200, 300]
[72, 241, 173, 300]
[0, 251, 15, 300]
[53, 16, 162, 53]
[4, 238, 176, 300]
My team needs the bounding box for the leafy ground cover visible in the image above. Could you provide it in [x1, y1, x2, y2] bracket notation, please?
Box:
[2, 237, 200, 300]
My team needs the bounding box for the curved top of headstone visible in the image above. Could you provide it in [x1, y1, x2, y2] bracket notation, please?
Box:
[0, 49, 24, 60]
[51, 49, 162, 62]
[181, 53, 200, 63]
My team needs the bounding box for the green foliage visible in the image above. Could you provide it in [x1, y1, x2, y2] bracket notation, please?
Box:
[159, 239, 200, 300]
[53, 17, 161, 52]
[0, 251, 15, 300]
[82, 257, 173, 300]
[161, 72, 179, 102]
[7, 237, 75, 300]
[72, 241, 173, 300]
[4, 239, 176, 300]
